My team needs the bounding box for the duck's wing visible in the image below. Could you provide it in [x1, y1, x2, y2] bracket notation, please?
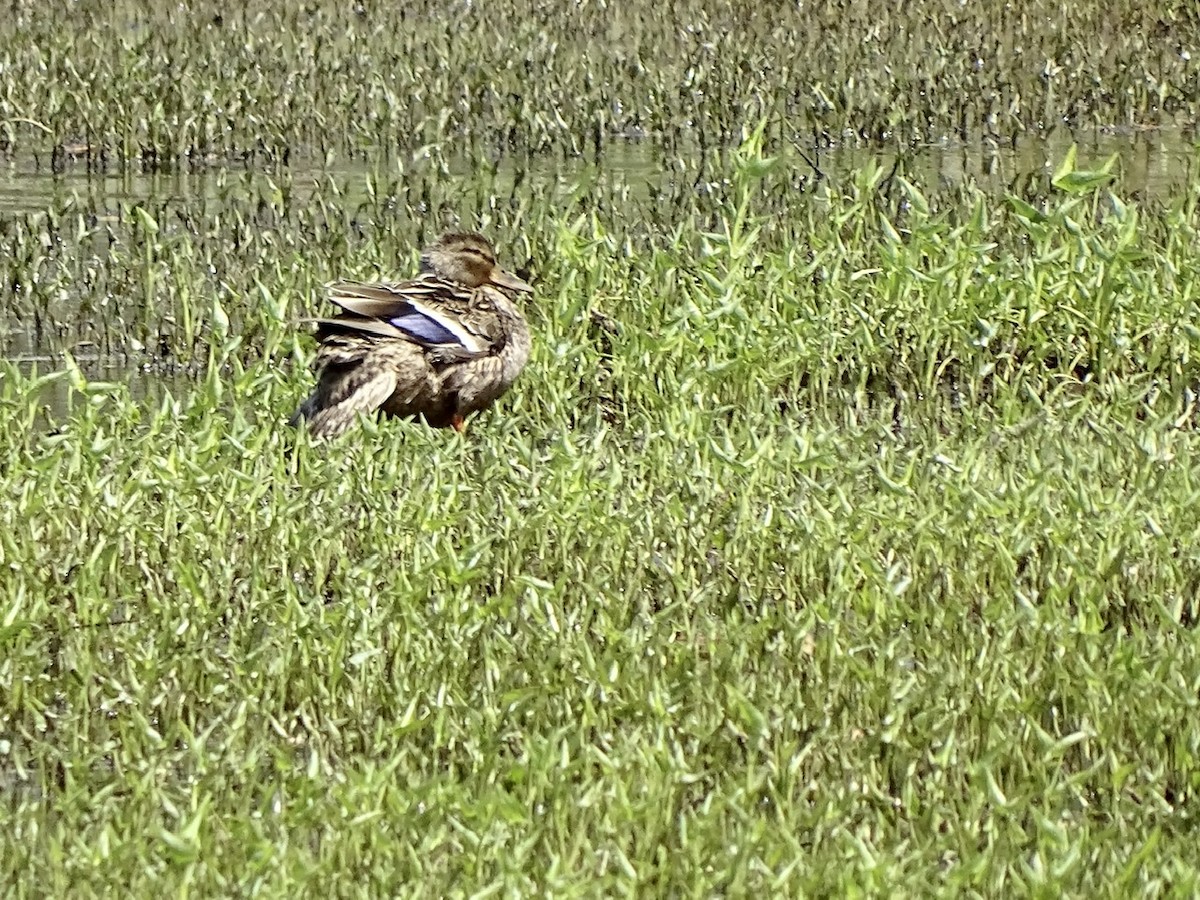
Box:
[294, 342, 401, 438]
[311, 316, 408, 341]
[323, 277, 492, 354]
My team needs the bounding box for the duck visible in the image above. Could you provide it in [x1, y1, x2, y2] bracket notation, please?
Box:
[290, 232, 533, 438]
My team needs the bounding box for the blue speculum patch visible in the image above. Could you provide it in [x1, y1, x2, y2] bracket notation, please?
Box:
[389, 311, 463, 347]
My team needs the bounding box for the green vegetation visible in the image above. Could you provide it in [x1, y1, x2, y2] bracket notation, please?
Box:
[3, 1, 1200, 896]
[1, 0, 1197, 163]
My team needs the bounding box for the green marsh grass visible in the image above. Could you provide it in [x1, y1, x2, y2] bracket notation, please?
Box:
[1, 0, 1198, 166]
[3, 127, 1200, 893]
[3, 0, 1200, 892]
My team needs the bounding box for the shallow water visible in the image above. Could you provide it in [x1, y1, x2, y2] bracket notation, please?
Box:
[1, 128, 1192, 217]
[0, 128, 1195, 416]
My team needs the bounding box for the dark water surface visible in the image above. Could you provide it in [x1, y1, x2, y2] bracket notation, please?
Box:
[1, 129, 1193, 217]
[0, 128, 1195, 414]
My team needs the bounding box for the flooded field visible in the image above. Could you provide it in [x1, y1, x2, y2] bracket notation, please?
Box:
[3, 128, 1195, 389]
[3, 1, 1200, 895]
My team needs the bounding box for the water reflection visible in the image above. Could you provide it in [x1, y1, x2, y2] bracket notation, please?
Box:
[0, 129, 1195, 421]
[7, 352, 197, 422]
[0, 129, 1194, 217]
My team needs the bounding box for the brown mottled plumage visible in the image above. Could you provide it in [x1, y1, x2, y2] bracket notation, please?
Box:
[290, 232, 533, 438]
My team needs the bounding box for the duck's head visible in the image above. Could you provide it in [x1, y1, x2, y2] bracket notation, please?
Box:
[421, 232, 533, 294]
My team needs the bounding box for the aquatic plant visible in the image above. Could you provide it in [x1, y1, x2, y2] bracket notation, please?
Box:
[3, 0, 1200, 893]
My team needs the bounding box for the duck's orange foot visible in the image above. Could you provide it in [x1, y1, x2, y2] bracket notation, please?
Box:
[451, 413, 466, 433]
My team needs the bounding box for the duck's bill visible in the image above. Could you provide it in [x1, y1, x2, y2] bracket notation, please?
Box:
[491, 269, 534, 293]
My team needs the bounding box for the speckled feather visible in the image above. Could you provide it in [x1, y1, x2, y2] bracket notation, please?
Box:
[290, 232, 533, 438]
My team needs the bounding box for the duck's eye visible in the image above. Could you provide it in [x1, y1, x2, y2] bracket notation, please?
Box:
[463, 255, 493, 280]
[462, 248, 495, 266]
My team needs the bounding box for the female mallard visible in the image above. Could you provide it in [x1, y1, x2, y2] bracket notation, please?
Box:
[291, 232, 533, 438]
